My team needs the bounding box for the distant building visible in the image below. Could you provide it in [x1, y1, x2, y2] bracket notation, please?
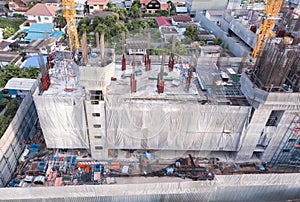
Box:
[24, 3, 59, 24]
[4, 78, 36, 97]
[126, 38, 148, 55]
[0, 51, 22, 67]
[171, 15, 192, 26]
[8, 0, 31, 13]
[86, 0, 108, 14]
[0, 40, 11, 51]
[186, 0, 228, 16]
[140, 0, 161, 14]
[155, 16, 172, 28]
[175, 6, 188, 15]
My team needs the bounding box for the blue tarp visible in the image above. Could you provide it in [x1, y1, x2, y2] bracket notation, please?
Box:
[23, 55, 47, 68]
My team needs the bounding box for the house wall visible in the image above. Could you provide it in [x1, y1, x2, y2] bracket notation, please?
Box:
[26, 15, 54, 23]
[89, 5, 107, 13]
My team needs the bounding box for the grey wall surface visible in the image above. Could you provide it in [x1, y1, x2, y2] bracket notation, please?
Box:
[195, 12, 251, 57]
[0, 82, 38, 187]
[221, 12, 257, 48]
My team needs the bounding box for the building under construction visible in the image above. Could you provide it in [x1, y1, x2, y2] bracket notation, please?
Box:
[30, 29, 300, 167]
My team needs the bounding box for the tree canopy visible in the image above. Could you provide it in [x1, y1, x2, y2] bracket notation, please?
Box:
[0, 64, 39, 88]
[184, 25, 199, 42]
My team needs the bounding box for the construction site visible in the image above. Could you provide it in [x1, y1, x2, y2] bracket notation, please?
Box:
[0, 0, 300, 201]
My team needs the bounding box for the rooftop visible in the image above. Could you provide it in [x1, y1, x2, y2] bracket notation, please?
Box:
[24, 3, 59, 16]
[175, 6, 188, 13]
[172, 15, 192, 22]
[86, 0, 108, 6]
[4, 78, 36, 91]
[207, 9, 224, 16]
[155, 16, 172, 27]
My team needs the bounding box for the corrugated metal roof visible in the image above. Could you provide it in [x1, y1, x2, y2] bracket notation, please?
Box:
[29, 23, 54, 33]
[4, 78, 36, 91]
[175, 6, 188, 13]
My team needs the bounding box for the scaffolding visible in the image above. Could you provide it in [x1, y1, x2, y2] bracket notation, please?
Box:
[268, 112, 300, 168]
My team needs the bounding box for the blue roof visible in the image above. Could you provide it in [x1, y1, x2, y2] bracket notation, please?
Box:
[25, 32, 45, 42]
[25, 29, 63, 42]
[51, 30, 64, 39]
[23, 55, 47, 68]
[22, 29, 29, 33]
[29, 23, 54, 33]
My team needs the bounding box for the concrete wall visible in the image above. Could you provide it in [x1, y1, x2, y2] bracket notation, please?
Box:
[221, 12, 257, 48]
[236, 73, 300, 162]
[0, 81, 39, 187]
[195, 12, 251, 57]
[86, 100, 106, 160]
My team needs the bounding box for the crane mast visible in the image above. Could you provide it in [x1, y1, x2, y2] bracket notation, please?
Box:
[252, 0, 283, 58]
[62, 0, 79, 52]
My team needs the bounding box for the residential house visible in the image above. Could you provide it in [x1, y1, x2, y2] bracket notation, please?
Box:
[24, 3, 59, 24]
[0, 51, 22, 67]
[25, 38, 57, 55]
[159, 26, 179, 43]
[155, 16, 172, 28]
[175, 6, 188, 15]
[8, 0, 31, 13]
[43, 0, 61, 7]
[0, 40, 11, 51]
[160, 3, 168, 12]
[86, 0, 108, 14]
[171, 15, 192, 26]
[24, 23, 63, 43]
[75, 0, 86, 19]
[140, 0, 161, 14]
[126, 38, 148, 55]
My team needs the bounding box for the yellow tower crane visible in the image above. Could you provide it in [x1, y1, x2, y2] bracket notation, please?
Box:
[252, 0, 283, 58]
[62, 0, 79, 52]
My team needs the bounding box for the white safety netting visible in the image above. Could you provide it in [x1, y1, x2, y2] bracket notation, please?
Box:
[33, 96, 89, 148]
[106, 97, 251, 151]
[1, 174, 300, 202]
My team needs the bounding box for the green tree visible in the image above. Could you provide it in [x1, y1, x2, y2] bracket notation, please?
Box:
[128, 1, 141, 19]
[146, 19, 156, 28]
[184, 25, 198, 41]
[92, 16, 105, 29]
[0, 64, 39, 88]
[212, 37, 222, 45]
[78, 17, 91, 34]
[5, 98, 19, 117]
[0, 115, 11, 138]
[104, 14, 118, 27]
[55, 9, 66, 30]
[3, 27, 15, 39]
[107, 1, 113, 8]
[104, 8, 126, 21]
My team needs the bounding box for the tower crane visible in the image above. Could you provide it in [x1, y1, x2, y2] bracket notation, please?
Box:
[252, 0, 283, 58]
[62, 0, 79, 52]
